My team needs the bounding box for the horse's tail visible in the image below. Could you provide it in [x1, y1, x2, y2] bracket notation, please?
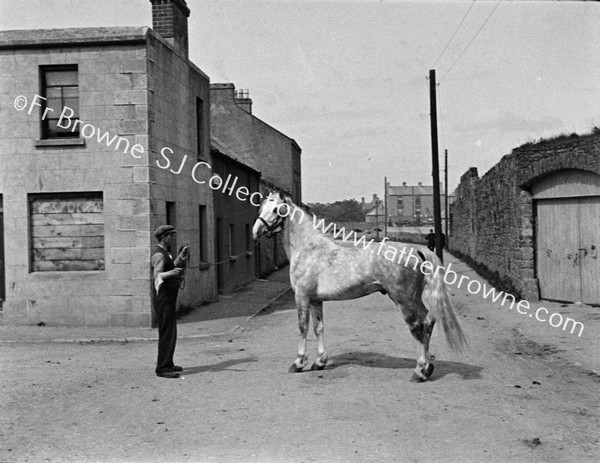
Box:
[419, 249, 468, 353]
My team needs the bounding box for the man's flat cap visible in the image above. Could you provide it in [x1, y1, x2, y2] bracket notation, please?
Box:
[154, 224, 177, 240]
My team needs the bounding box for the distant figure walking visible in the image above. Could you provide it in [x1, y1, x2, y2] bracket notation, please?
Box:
[426, 229, 435, 251]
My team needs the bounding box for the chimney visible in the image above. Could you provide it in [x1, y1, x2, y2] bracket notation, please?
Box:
[234, 89, 253, 114]
[151, 0, 190, 58]
[402, 182, 407, 186]
[418, 182, 423, 187]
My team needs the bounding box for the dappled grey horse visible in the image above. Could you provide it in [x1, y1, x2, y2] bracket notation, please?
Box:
[253, 191, 467, 381]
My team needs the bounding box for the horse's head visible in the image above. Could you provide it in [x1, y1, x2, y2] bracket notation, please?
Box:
[253, 191, 288, 239]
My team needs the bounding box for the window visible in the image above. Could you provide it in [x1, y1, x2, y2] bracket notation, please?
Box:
[397, 197, 404, 215]
[198, 205, 207, 263]
[245, 224, 251, 252]
[166, 201, 177, 252]
[40, 65, 79, 139]
[196, 97, 205, 160]
[29, 193, 104, 271]
[0, 195, 4, 301]
[229, 224, 235, 257]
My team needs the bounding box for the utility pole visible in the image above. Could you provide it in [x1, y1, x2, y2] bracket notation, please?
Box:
[444, 149, 449, 247]
[384, 177, 388, 237]
[429, 69, 443, 262]
[375, 197, 380, 241]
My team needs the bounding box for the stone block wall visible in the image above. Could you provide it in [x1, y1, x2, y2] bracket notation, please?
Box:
[450, 132, 600, 301]
[0, 35, 156, 325]
[145, 31, 217, 310]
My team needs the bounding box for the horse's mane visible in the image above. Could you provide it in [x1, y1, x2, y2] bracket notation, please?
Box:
[284, 198, 342, 245]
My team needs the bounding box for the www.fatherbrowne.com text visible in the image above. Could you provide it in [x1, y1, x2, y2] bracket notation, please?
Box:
[14, 94, 585, 338]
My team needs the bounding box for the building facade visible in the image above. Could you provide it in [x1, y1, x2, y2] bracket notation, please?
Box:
[210, 83, 301, 277]
[210, 83, 302, 204]
[210, 137, 261, 294]
[386, 182, 449, 226]
[0, 0, 217, 326]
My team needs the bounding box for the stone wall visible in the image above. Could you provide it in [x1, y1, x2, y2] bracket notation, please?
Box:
[145, 31, 217, 312]
[450, 132, 600, 300]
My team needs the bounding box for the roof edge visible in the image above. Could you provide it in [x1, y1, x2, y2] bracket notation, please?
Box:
[0, 26, 151, 50]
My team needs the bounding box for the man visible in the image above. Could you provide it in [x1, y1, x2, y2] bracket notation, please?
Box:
[425, 229, 435, 251]
[151, 225, 189, 379]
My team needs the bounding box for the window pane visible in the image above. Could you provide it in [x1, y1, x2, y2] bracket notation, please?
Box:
[63, 87, 78, 98]
[63, 97, 79, 116]
[45, 70, 78, 87]
[45, 87, 62, 99]
[45, 97, 62, 114]
[46, 119, 77, 138]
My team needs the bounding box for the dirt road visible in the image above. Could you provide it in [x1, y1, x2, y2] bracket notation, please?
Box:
[2, 289, 599, 462]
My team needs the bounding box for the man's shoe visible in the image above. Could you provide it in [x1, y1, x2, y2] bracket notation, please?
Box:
[156, 371, 180, 379]
[172, 365, 183, 372]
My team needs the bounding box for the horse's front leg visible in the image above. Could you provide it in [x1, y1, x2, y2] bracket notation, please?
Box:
[310, 301, 328, 370]
[289, 295, 310, 373]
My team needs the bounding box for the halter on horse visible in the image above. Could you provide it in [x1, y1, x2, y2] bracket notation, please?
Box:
[253, 191, 467, 382]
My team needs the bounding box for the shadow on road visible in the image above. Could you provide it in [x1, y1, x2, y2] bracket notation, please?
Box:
[182, 356, 258, 375]
[328, 351, 482, 381]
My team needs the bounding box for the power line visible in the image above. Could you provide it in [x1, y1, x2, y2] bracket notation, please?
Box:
[440, 0, 503, 81]
[431, 0, 478, 69]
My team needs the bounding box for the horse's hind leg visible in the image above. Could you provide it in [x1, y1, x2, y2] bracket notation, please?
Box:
[289, 295, 310, 373]
[310, 301, 328, 370]
[395, 298, 436, 382]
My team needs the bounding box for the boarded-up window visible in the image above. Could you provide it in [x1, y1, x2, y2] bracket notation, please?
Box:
[29, 193, 105, 272]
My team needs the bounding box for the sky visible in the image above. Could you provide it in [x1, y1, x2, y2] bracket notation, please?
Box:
[1, 0, 598, 204]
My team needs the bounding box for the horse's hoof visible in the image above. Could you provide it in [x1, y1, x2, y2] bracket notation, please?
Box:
[288, 363, 304, 373]
[310, 363, 326, 371]
[424, 364, 435, 378]
[410, 372, 427, 383]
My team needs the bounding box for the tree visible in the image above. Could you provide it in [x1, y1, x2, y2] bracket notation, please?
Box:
[308, 199, 365, 223]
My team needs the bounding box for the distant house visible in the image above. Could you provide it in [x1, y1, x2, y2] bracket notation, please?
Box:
[365, 202, 385, 226]
[361, 194, 381, 215]
[210, 83, 301, 277]
[387, 182, 452, 226]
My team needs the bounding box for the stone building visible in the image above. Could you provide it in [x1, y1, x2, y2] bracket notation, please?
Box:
[210, 137, 261, 294]
[210, 83, 302, 203]
[0, 0, 217, 325]
[450, 132, 600, 304]
[210, 83, 301, 277]
[386, 182, 449, 226]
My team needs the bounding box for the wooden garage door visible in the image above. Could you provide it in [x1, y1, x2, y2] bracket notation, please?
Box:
[536, 196, 600, 304]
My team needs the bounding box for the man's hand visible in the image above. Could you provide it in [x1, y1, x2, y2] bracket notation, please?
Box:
[178, 245, 189, 259]
[164, 268, 184, 278]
